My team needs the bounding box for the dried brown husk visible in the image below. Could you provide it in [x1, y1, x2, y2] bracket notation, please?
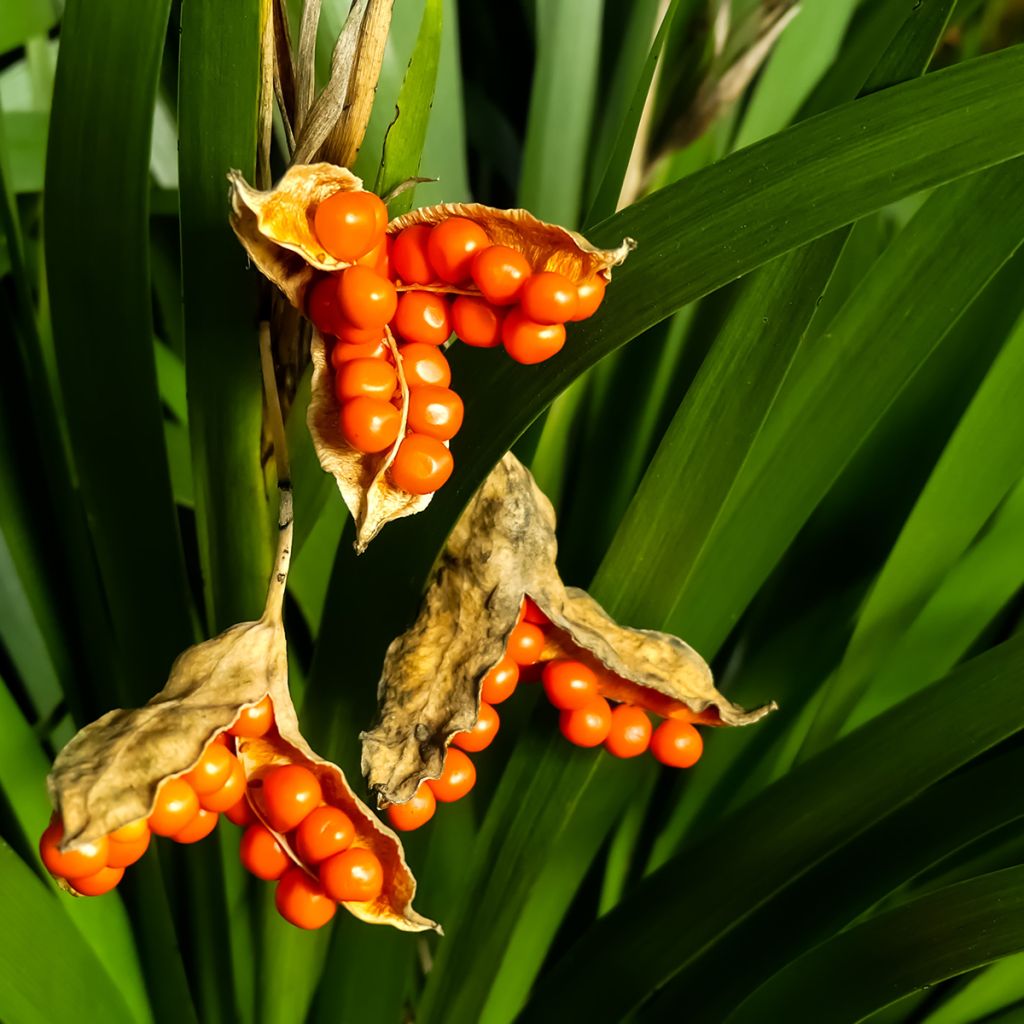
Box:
[362, 454, 776, 805]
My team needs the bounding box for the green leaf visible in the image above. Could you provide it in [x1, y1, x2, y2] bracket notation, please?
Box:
[0, 0, 55, 54]
[923, 952, 1024, 1024]
[1, 110, 46, 193]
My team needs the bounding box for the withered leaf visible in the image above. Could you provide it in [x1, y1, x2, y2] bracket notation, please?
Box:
[362, 454, 776, 805]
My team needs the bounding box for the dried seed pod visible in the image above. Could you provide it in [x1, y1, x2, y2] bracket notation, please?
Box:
[362, 454, 776, 805]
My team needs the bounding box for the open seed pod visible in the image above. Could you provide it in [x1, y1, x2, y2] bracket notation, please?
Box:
[362, 454, 777, 805]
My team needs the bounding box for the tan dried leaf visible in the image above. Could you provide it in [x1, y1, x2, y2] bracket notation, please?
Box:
[362, 454, 776, 805]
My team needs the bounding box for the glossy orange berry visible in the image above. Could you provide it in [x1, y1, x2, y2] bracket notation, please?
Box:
[320, 848, 384, 903]
[229, 695, 274, 738]
[224, 796, 257, 828]
[340, 396, 401, 454]
[337, 320, 387, 345]
[559, 696, 613, 748]
[427, 217, 489, 284]
[240, 824, 290, 881]
[605, 705, 653, 759]
[427, 748, 476, 803]
[572, 275, 606, 320]
[451, 296, 503, 348]
[452, 701, 500, 753]
[471, 245, 531, 305]
[109, 818, 149, 843]
[407, 386, 464, 441]
[338, 266, 398, 329]
[357, 235, 390, 276]
[39, 819, 109, 879]
[173, 808, 219, 844]
[521, 596, 549, 625]
[542, 659, 597, 711]
[506, 621, 545, 666]
[391, 224, 434, 284]
[331, 338, 388, 368]
[184, 742, 235, 795]
[197, 757, 246, 812]
[502, 309, 566, 365]
[306, 274, 346, 336]
[107, 819, 151, 868]
[520, 272, 579, 324]
[276, 866, 337, 930]
[294, 806, 355, 864]
[261, 765, 323, 833]
[335, 358, 398, 402]
[385, 784, 437, 832]
[399, 343, 451, 388]
[650, 719, 703, 768]
[313, 189, 387, 262]
[149, 778, 200, 837]
[389, 434, 454, 494]
[480, 656, 519, 705]
[69, 865, 125, 896]
[392, 291, 451, 346]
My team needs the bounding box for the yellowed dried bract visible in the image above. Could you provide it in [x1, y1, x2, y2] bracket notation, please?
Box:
[362, 455, 776, 805]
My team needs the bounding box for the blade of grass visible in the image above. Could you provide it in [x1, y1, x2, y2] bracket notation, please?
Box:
[0, 0, 55, 53]
[924, 953, 1024, 1024]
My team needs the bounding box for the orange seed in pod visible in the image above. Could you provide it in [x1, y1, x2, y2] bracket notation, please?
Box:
[313, 189, 387, 262]
[224, 796, 257, 828]
[306, 275, 346, 337]
[542, 659, 597, 711]
[240, 824, 290, 880]
[106, 820, 151, 868]
[386, 784, 437, 832]
[502, 309, 566, 365]
[335, 358, 398, 402]
[506, 621, 545, 666]
[452, 701, 500, 753]
[572, 275, 606, 321]
[173, 808, 219, 844]
[521, 596, 550, 625]
[406, 386, 464, 441]
[184, 741, 235, 795]
[294, 806, 356, 864]
[197, 756, 246, 812]
[338, 266, 397, 330]
[357, 235, 390, 277]
[604, 705, 653, 759]
[520, 271, 579, 324]
[39, 818, 109, 879]
[389, 434, 454, 495]
[471, 244, 531, 305]
[340, 396, 402, 454]
[392, 290, 451, 346]
[480, 656, 519, 705]
[559, 696, 613, 748]
[391, 224, 434, 285]
[69, 865, 125, 896]
[451, 295, 503, 348]
[330, 338, 389, 369]
[149, 778, 200, 837]
[427, 217, 489, 284]
[320, 848, 384, 903]
[276, 866, 337, 930]
[228, 695, 274, 738]
[399, 343, 451, 388]
[336, 320, 387, 346]
[261, 764, 323, 833]
[650, 719, 703, 769]
[427, 747, 477, 803]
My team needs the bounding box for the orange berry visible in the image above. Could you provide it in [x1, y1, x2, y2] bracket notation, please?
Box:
[107, 826, 151, 867]
[339, 396, 401, 454]
[275, 866, 337, 930]
[506, 621, 545, 666]
[521, 596, 549, 625]
[69, 864, 125, 896]
[399, 343, 451, 388]
[184, 742, 235, 795]
[452, 701, 500, 753]
[385, 784, 437, 832]
[502, 309, 566, 364]
[306, 274, 346, 336]
[604, 705, 653, 759]
[294, 806, 355, 864]
[392, 291, 451, 346]
[471, 245, 531, 305]
[229, 695, 274, 738]
[331, 338, 388, 368]
[427, 748, 476, 803]
[313, 189, 387, 262]
[520, 272, 579, 324]
[451, 296, 503, 348]
[335, 358, 398, 402]
[240, 824, 290, 880]
[149, 778, 200, 837]
[480, 656, 519, 705]
[197, 757, 246, 812]
[320, 848, 384, 902]
[357, 235, 390, 276]
[212, 733, 232, 748]
[173, 808, 219, 844]
[542, 659, 597, 710]
[39, 819, 109, 879]
[261, 765, 323, 833]
[572, 275, 606, 320]
[391, 224, 434, 285]
[338, 266, 398, 329]
[650, 719, 703, 768]
[559, 696, 612, 748]
[427, 217, 489, 284]
[109, 819, 148, 843]
[407, 386, 464, 441]
[389, 434, 453, 494]
[225, 796, 257, 828]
